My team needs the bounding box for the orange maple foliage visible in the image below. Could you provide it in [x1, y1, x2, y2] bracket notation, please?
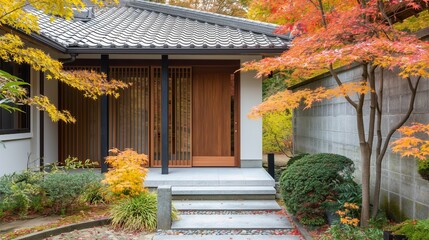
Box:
[243, 0, 429, 118]
[245, 0, 429, 226]
[392, 123, 429, 160]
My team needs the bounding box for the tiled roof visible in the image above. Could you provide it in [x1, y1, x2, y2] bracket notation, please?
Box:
[28, 0, 290, 54]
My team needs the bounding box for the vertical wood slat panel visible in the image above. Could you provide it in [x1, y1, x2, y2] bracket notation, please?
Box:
[109, 67, 150, 156]
[150, 67, 192, 167]
[60, 66, 191, 167]
[60, 66, 101, 164]
[60, 66, 151, 165]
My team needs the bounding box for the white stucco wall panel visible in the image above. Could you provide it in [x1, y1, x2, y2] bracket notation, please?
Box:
[43, 78, 58, 165]
[240, 56, 263, 166]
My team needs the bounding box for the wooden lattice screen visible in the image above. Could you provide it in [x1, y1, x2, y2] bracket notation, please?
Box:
[151, 67, 192, 167]
[60, 66, 192, 167]
[109, 67, 150, 155]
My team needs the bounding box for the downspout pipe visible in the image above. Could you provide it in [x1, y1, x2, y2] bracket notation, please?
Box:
[61, 53, 78, 64]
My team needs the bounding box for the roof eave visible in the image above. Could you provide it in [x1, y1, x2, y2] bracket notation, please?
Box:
[65, 47, 289, 55]
[29, 33, 68, 53]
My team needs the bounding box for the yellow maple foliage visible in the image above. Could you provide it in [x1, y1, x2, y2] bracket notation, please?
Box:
[102, 148, 149, 198]
[392, 123, 429, 160]
[0, 0, 128, 123]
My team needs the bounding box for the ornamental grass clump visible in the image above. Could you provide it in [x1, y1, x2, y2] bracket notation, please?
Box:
[110, 193, 158, 231]
[102, 148, 149, 198]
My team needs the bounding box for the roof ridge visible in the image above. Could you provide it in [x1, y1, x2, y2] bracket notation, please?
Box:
[126, 0, 290, 39]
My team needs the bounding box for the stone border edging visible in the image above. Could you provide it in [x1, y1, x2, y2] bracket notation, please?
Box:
[14, 218, 111, 240]
[285, 210, 313, 240]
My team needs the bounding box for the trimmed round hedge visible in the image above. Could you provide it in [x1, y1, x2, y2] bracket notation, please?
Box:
[279, 153, 355, 226]
[285, 153, 310, 169]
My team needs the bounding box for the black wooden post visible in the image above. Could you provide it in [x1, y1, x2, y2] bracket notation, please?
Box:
[39, 71, 44, 171]
[268, 153, 275, 179]
[100, 55, 109, 173]
[161, 55, 169, 174]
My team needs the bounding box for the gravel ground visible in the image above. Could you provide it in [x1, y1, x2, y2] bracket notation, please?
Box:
[42, 203, 302, 239]
[44, 226, 155, 240]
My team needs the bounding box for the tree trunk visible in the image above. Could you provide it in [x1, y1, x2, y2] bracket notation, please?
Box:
[372, 76, 421, 217]
[360, 143, 372, 226]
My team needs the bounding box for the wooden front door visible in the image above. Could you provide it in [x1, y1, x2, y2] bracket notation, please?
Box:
[192, 66, 240, 167]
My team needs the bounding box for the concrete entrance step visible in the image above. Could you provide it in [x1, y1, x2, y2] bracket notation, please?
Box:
[173, 200, 282, 211]
[172, 186, 276, 195]
[154, 235, 300, 240]
[171, 214, 293, 230]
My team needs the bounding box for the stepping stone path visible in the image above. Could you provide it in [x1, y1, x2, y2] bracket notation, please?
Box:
[154, 200, 303, 240]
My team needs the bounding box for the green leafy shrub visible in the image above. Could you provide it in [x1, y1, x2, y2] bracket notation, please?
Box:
[42, 171, 102, 213]
[285, 153, 310, 169]
[418, 159, 429, 181]
[279, 153, 355, 225]
[320, 224, 383, 240]
[0, 170, 43, 216]
[110, 193, 178, 231]
[81, 180, 108, 205]
[392, 218, 429, 240]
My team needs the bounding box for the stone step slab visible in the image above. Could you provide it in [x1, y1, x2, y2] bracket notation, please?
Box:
[173, 200, 282, 211]
[172, 186, 276, 196]
[154, 235, 300, 240]
[172, 214, 293, 230]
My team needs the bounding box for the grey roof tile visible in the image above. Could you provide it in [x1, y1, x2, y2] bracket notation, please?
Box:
[28, 0, 290, 51]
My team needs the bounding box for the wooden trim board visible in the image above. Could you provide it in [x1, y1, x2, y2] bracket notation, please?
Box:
[192, 156, 236, 167]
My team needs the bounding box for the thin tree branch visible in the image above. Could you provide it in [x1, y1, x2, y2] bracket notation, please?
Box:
[317, 0, 328, 28]
[367, 64, 378, 150]
[377, 76, 422, 165]
[329, 64, 358, 109]
[377, 0, 393, 27]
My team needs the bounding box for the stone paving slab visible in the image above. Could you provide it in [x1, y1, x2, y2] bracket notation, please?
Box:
[154, 235, 300, 240]
[172, 186, 276, 195]
[173, 200, 282, 211]
[172, 214, 293, 230]
[0, 216, 61, 234]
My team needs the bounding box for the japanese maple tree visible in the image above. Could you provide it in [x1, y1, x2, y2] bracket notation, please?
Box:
[0, 0, 128, 123]
[243, 0, 429, 225]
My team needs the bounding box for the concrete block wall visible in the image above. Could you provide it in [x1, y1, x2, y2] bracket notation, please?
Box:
[293, 64, 429, 221]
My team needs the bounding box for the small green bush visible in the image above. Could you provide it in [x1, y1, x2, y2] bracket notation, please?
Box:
[320, 224, 383, 240]
[392, 218, 429, 240]
[418, 159, 429, 180]
[110, 193, 178, 231]
[42, 171, 102, 213]
[0, 170, 44, 216]
[81, 180, 108, 205]
[279, 153, 355, 225]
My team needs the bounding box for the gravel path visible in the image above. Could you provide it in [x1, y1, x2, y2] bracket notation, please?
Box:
[44, 226, 155, 240]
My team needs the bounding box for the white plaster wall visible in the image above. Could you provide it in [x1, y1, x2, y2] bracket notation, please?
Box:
[43, 78, 58, 165]
[240, 56, 263, 166]
[0, 69, 40, 176]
